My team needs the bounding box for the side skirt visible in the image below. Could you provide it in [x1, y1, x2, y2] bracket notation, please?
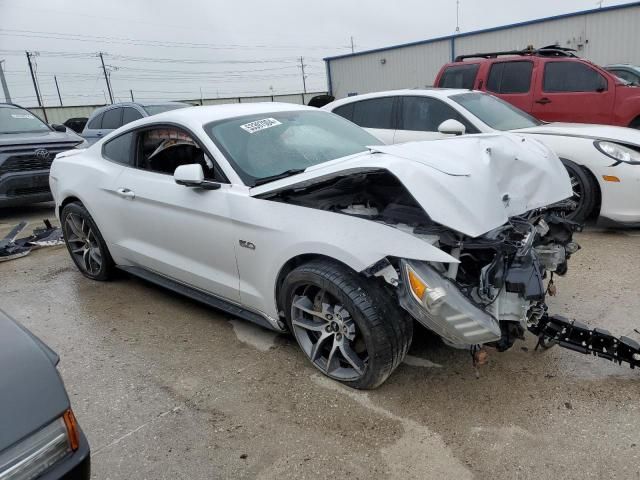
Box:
[118, 266, 283, 332]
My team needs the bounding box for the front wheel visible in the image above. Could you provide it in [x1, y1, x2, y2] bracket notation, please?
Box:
[561, 159, 597, 223]
[282, 259, 412, 389]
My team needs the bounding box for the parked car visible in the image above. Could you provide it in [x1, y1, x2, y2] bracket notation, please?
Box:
[63, 117, 88, 134]
[81, 101, 190, 145]
[324, 89, 640, 226]
[434, 46, 640, 128]
[0, 103, 86, 208]
[50, 103, 586, 388]
[0, 309, 90, 479]
[604, 64, 640, 86]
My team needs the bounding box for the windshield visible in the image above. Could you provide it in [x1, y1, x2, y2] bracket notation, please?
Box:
[143, 104, 189, 116]
[450, 92, 542, 130]
[0, 107, 50, 134]
[206, 110, 382, 186]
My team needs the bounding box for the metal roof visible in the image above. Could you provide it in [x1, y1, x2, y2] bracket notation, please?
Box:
[323, 1, 640, 62]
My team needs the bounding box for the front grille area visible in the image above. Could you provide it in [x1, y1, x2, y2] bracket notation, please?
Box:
[0, 142, 80, 176]
[11, 185, 51, 196]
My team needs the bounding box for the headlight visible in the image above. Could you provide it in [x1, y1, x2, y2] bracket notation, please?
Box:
[74, 139, 89, 149]
[0, 410, 79, 480]
[594, 141, 640, 165]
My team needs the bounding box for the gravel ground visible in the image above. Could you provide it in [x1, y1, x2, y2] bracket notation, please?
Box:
[1, 203, 639, 480]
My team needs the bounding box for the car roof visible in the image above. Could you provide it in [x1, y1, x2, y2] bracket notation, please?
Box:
[88, 101, 190, 116]
[116, 102, 317, 128]
[325, 89, 469, 109]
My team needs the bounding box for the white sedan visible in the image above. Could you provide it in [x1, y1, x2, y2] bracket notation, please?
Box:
[51, 103, 584, 388]
[324, 89, 640, 225]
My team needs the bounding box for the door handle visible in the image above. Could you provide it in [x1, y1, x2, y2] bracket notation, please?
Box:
[535, 97, 552, 105]
[116, 187, 135, 199]
[96, 132, 103, 137]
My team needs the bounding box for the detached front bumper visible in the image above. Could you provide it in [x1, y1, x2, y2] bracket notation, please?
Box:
[0, 170, 52, 207]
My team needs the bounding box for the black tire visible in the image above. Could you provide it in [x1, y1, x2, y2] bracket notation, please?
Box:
[61, 202, 115, 281]
[282, 259, 412, 389]
[561, 159, 597, 223]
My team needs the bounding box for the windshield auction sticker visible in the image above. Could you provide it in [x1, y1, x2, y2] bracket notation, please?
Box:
[11, 114, 35, 119]
[240, 118, 282, 133]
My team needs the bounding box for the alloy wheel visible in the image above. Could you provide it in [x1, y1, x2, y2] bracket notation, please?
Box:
[291, 286, 368, 381]
[64, 213, 103, 275]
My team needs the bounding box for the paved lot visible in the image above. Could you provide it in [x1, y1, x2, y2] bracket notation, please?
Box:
[1, 203, 639, 480]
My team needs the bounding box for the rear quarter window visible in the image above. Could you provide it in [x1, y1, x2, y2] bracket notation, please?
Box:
[438, 64, 479, 89]
[87, 112, 104, 129]
[102, 132, 135, 165]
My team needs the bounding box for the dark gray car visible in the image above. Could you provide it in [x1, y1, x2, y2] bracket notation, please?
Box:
[0, 104, 86, 208]
[0, 309, 90, 479]
[605, 64, 640, 86]
[81, 101, 190, 145]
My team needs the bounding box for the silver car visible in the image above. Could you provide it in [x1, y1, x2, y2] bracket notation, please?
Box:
[81, 101, 190, 145]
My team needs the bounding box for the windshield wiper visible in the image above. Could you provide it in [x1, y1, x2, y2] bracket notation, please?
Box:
[253, 168, 306, 186]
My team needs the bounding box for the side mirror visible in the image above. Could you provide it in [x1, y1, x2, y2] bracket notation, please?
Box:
[51, 124, 67, 132]
[174, 164, 220, 190]
[438, 119, 466, 136]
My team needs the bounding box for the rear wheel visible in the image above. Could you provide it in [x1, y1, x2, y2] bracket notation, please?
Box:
[61, 202, 115, 281]
[629, 117, 640, 130]
[561, 159, 597, 223]
[282, 259, 412, 389]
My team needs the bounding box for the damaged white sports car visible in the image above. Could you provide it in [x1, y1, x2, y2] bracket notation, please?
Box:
[50, 103, 640, 389]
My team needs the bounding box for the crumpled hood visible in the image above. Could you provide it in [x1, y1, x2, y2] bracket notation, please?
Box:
[515, 122, 640, 147]
[251, 134, 571, 237]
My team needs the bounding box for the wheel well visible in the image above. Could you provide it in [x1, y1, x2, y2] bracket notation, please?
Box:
[274, 254, 356, 316]
[560, 158, 601, 220]
[629, 115, 640, 129]
[60, 196, 82, 209]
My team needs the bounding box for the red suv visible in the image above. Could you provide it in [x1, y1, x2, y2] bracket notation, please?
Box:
[434, 46, 640, 128]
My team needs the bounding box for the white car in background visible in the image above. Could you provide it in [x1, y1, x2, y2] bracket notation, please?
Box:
[324, 89, 640, 226]
[50, 103, 587, 389]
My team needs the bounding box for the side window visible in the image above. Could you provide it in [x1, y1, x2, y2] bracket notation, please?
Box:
[438, 64, 480, 89]
[400, 96, 477, 133]
[543, 62, 608, 93]
[487, 61, 533, 94]
[122, 107, 143, 125]
[332, 103, 355, 122]
[137, 127, 218, 180]
[87, 112, 103, 130]
[102, 132, 135, 165]
[351, 97, 395, 129]
[101, 108, 123, 129]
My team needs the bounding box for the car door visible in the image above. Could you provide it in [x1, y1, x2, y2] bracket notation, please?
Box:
[393, 95, 478, 143]
[532, 60, 615, 123]
[107, 125, 241, 302]
[485, 60, 535, 113]
[332, 97, 397, 144]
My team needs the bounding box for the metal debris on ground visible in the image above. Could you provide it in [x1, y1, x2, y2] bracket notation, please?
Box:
[0, 219, 63, 262]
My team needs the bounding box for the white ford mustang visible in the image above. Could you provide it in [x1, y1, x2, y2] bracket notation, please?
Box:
[51, 103, 585, 388]
[324, 89, 640, 226]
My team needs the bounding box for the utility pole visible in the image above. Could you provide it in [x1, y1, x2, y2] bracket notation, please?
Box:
[0, 60, 11, 103]
[299, 56, 307, 94]
[350, 36, 355, 54]
[54, 75, 63, 106]
[25, 51, 47, 122]
[98, 52, 113, 104]
[130, 89, 134, 102]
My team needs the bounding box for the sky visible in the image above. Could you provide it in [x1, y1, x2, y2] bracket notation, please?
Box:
[0, 0, 635, 107]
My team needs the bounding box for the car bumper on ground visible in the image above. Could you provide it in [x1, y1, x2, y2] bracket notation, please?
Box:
[0, 170, 52, 207]
[40, 427, 90, 480]
[596, 162, 640, 225]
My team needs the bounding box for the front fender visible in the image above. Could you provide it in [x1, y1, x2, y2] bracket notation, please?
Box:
[230, 194, 459, 319]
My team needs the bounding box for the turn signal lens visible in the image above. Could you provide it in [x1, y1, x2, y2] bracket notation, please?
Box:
[407, 268, 427, 301]
[62, 409, 80, 451]
[602, 175, 620, 182]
